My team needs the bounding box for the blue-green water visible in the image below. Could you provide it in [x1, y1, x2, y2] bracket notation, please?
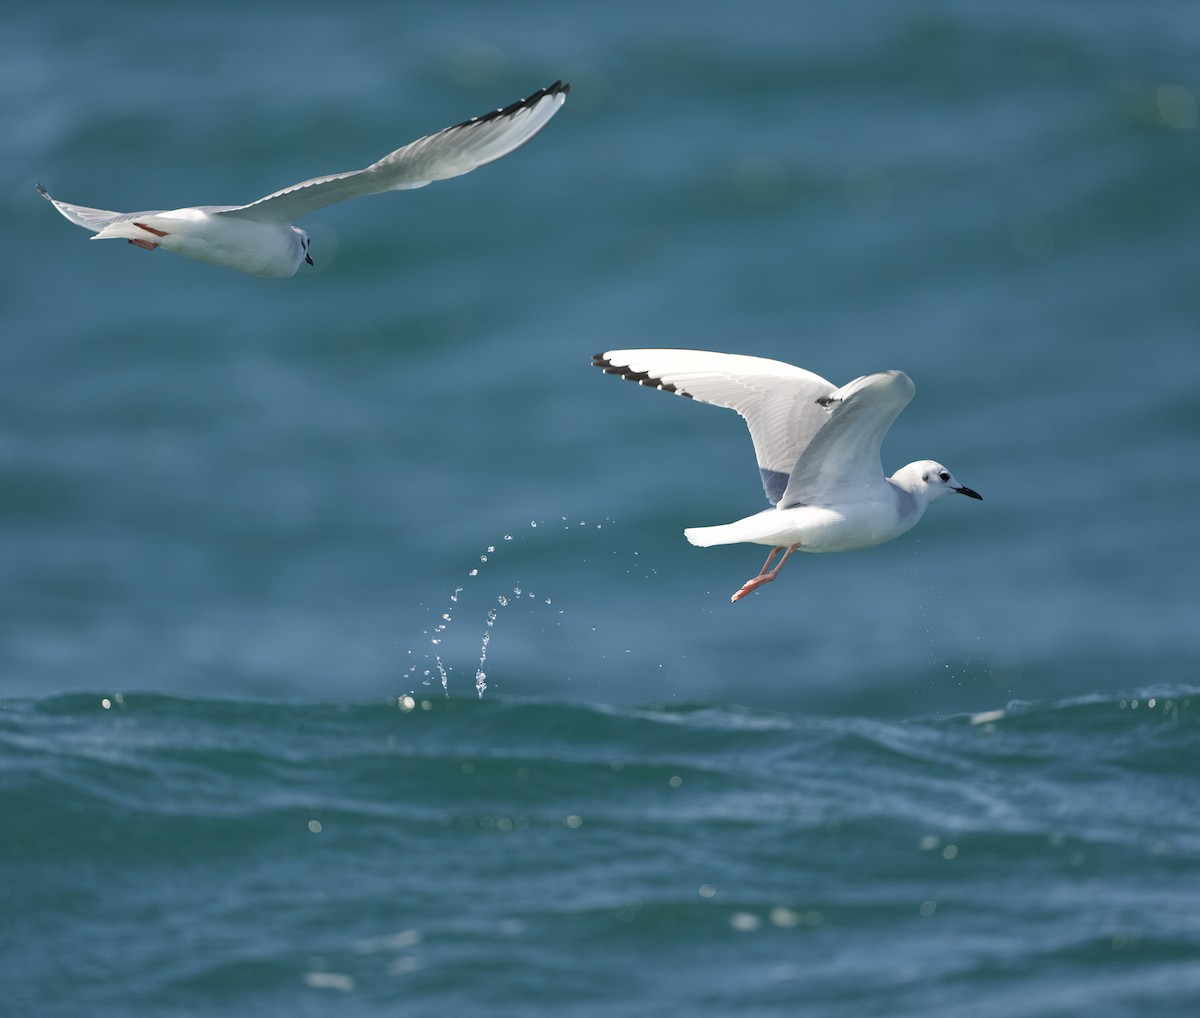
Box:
[3, 0, 1199, 1013]
[3, 690, 1199, 1016]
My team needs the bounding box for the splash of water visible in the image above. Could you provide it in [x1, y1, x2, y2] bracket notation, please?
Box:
[402, 516, 613, 698]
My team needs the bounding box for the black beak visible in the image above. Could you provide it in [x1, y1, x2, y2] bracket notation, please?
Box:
[305, 253, 314, 266]
[954, 485, 983, 500]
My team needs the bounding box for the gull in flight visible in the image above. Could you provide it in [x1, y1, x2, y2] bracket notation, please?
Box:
[37, 80, 569, 278]
[593, 349, 982, 602]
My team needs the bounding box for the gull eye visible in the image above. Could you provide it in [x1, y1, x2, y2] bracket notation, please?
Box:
[939, 471, 950, 482]
[922, 472, 929, 482]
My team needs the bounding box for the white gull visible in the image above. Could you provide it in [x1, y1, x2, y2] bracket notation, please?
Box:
[38, 81, 569, 278]
[593, 348, 982, 603]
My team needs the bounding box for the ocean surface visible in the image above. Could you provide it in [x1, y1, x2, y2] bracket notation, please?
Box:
[3, 0, 1199, 1014]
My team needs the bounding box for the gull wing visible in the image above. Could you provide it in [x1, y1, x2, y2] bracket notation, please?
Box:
[220, 81, 569, 225]
[593, 349, 837, 506]
[778, 370, 914, 508]
[36, 183, 154, 233]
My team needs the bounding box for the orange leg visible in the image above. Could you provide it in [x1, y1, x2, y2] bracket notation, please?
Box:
[127, 222, 168, 251]
[730, 543, 801, 603]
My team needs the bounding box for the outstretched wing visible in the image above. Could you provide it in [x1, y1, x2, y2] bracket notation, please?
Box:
[37, 183, 151, 233]
[221, 81, 569, 225]
[593, 349, 838, 505]
[779, 370, 914, 508]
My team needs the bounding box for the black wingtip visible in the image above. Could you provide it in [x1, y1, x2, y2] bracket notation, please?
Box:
[452, 80, 570, 131]
[36, 182, 50, 199]
[591, 353, 693, 399]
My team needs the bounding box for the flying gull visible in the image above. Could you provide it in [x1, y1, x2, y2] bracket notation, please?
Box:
[594, 348, 981, 602]
[38, 80, 569, 278]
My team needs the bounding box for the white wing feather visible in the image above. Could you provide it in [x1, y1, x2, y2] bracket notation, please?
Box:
[221, 81, 569, 224]
[35, 183, 150, 232]
[594, 349, 837, 505]
[778, 370, 914, 508]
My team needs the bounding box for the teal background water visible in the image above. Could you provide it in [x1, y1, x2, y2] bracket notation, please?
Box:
[3, 0, 1199, 1014]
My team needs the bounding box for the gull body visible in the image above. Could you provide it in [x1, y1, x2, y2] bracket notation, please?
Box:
[593, 349, 982, 602]
[38, 81, 569, 278]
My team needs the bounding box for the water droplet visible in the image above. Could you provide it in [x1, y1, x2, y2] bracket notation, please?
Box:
[469, 568, 479, 577]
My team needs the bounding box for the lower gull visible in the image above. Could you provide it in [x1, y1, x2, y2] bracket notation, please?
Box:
[593, 349, 981, 603]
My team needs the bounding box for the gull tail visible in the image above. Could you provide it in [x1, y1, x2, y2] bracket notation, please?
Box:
[685, 509, 788, 548]
[684, 523, 741, 547]
[92, 218, 170, 244]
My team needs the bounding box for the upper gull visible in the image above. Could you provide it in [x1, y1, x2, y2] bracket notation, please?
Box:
[38, 81, 569, 278]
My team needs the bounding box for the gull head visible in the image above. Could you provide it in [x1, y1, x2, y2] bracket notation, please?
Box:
[894, 460, 982, 504]
[293, 227, 313, 267]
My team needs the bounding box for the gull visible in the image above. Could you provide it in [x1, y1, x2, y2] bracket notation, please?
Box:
[593, 349, 982, 603]
[37, 80, 569, 278]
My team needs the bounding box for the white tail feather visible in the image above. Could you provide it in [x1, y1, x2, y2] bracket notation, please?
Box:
[684, 525, 737, 547]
